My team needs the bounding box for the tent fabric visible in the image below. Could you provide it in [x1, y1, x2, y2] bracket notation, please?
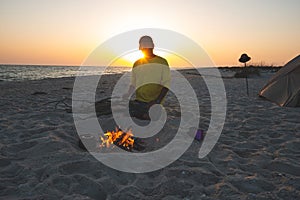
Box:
[259, 55, 300, 107]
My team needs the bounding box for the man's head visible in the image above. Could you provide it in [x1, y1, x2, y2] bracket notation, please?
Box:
[139, 36, 154, 57]
[139, 36, 154, 50]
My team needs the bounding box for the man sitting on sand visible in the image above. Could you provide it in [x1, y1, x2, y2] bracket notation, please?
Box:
[123, 36, 171, 120]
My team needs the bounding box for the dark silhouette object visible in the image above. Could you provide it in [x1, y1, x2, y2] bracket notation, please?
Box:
[239, 53, 251, 96]
[239, 53, 251, 63]
[123, 35, 170, 120]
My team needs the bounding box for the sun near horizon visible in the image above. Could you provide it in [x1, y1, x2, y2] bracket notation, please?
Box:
[122, 51, 145, 64]
[111, 50, 193, 68]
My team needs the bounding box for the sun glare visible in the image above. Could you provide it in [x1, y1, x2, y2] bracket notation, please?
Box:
[122, 50, 170, 64]
[116, 50, 194, 68]
[122, 51, 145, 63]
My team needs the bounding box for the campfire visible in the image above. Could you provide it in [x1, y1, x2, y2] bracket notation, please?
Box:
[100, 128, 135, 151]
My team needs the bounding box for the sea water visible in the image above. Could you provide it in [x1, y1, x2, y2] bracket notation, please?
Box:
[0, 65, 131, 81]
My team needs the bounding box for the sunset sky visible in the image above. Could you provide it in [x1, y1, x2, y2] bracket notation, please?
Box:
[0, 0, 299, 67]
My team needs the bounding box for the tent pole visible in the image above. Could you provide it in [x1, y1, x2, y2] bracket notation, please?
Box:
[245, 62, 249, 96]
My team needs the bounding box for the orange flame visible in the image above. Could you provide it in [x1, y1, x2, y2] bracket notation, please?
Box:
[100, 128, 134, 150]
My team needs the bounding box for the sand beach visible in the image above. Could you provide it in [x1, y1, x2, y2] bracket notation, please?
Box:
[0, 68, 299, 199]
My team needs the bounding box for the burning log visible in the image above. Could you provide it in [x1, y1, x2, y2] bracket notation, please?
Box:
[78, 128, 145, 152]
[100, 128, 135, 151]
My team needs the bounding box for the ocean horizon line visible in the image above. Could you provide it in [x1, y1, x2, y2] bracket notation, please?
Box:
[0, 63, 282, 68]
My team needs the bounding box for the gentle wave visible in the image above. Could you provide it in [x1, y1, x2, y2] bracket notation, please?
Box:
[0, 65, 131, 81]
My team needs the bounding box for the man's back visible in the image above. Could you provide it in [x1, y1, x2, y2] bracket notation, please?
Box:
[131, 56, 170, 103]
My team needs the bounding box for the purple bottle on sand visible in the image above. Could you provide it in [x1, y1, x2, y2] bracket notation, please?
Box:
[195, 129, 204, 141]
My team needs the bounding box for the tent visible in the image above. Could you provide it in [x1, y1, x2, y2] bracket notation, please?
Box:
[259, 55, 300, 107]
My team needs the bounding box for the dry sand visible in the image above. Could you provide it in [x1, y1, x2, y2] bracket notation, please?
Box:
[0, 68, 299, 199]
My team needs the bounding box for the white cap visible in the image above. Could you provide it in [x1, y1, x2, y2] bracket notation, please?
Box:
[139, 36, 154, 49]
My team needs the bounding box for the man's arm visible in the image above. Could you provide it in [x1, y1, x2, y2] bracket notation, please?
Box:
[156, 87, 169, 103]
[148, 86, 169, 107]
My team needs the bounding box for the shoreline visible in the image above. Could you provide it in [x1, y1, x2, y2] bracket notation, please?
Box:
[0, 66, 281, 83]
